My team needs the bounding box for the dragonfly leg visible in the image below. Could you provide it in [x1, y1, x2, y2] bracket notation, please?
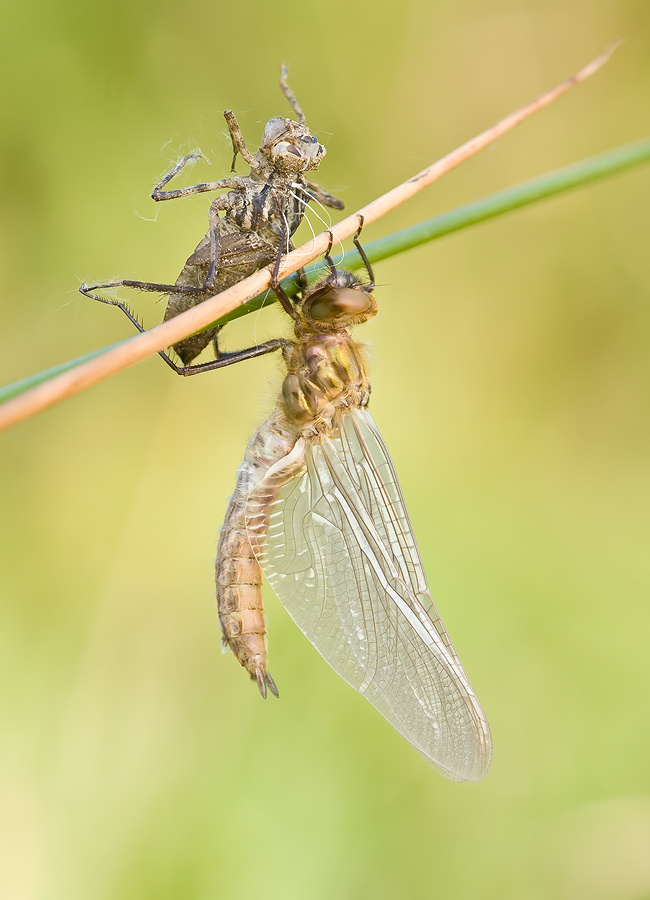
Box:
[151, 154, 245, 202]
[80, 279, 206, 297]
[322, 232, 337, 278]
[271, 224, 302, 321]
[81, 285, 288, 376]
[168, 338, 289, 376]
[271, 274, 301, 322]
[279, 65, 306, 125]
[296, 265, 308, 294]
[352, 215, 375, 289]
[223, 110, 257, 172]
[302, 179, 345, 210]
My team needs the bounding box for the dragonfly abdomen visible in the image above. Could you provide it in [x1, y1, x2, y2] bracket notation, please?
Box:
[216, 415, 299, 698]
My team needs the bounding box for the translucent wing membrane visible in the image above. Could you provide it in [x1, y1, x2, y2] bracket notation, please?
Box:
[248, 408, 492, 781]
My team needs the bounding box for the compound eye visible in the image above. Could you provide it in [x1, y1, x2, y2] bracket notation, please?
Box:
[307, 287, 372, 323]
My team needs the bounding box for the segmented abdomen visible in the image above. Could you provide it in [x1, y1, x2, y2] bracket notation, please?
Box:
[216, 330, 369, 696]
[215, 413, 299, 698]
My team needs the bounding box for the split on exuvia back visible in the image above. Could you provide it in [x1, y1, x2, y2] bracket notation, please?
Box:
[80, 70, 492, 781]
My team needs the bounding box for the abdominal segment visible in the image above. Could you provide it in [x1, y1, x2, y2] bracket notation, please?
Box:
[216, 517, 274, 697]
[215, 413, 300, 698]
[216, 330, 369, 696]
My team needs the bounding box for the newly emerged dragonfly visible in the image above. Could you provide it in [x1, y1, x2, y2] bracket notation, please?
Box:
[88, 216, 492, 780]
[215, 221, 492, 782]
[80, 68, 343, 367]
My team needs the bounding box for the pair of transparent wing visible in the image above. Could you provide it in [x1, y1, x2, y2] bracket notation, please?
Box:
[250, 408, 492, 781]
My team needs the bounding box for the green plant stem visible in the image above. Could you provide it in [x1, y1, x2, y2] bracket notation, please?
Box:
[0, 342, 132, 404]
[1, 136, 649, 405]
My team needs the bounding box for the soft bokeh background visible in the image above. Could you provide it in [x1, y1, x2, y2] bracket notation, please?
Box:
[1, 1, 650, 898]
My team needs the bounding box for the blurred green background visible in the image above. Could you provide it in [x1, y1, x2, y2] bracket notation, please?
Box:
[1, 1, 650, 898]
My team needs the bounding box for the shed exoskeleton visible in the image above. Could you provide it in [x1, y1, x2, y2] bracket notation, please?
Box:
[80, 67, 343, 367]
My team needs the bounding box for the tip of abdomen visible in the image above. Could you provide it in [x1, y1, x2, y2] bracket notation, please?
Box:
[256, 669, 280, 699]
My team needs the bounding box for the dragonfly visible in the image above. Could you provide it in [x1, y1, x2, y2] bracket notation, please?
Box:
[80, 67, 343, 369]
[214, 218, 493, 782]
[87, 208, 492, 780]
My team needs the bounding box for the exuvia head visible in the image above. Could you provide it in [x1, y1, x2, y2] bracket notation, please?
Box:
[255, 67, 326, 175]
[259, 117, 325, 174]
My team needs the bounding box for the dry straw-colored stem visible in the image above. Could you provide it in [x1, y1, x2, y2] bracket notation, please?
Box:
[0, 44, 618, 433]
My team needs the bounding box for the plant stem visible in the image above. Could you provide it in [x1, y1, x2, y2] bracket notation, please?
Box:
[2, 135, 648, 408]
[0, 342, 130, 405]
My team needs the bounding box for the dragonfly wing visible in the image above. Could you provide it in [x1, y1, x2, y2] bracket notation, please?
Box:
[251, 408, 492, 781]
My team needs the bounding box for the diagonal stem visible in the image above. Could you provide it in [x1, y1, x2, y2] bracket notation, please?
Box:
[2, 132, 646, 412]
[6, 134, 647, 406]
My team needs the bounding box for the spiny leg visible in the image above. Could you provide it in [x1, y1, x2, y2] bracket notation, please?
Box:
[271, 278, 300, 322]
[296, 265, 308, 295]
[302, 179, 345, 211]
[271, 233, 301, 322]
[353, 215, 375, 289]
[151, 154, 244, 202]
[322, 231, 337, 278]
[83, 288, 288, 376]
[279, 65, 306, 125]
[80, 279, 209, 298]
[223, 109, 257, 172]
[270, 219, 304, 322]
[168, 339, 288, 376]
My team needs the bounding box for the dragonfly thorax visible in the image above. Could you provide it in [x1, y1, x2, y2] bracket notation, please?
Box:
[281, 331, 371, 435]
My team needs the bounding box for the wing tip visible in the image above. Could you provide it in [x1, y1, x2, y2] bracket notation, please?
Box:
[413, 736, 493, 782]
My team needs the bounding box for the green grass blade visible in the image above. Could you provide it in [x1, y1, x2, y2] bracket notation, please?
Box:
[343, 135, 650, 268]
[2, 136, 649, 403]
[0, 339, 133, 404]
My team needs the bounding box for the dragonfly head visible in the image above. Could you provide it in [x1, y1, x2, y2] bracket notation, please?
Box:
[302, 270, 377, 330]
[258, 117, 326, 175]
